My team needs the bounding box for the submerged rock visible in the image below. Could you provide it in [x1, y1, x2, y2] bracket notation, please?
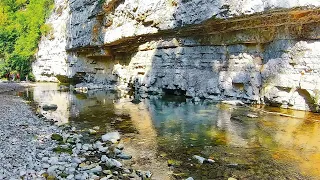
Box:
[193, 155, 206, 164]
[92, 126, 100, 130]
[51, 134, 63, 142]
[193, 155, 215, 164]
[88, 129, 97, 135]
[222, 100, 244, 106]
[116, 153, 132, 160]
[186, 177, 194, 180]
[101, 132, 121, 143]
[103, 157, 122, 168]
[145, 171, 152, 178]
[42, 104, 58, 111]
[206, 158, 215, 164]
[247, 113, 258, 118]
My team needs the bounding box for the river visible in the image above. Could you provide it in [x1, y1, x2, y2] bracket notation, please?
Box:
[18, 83, 320, 180]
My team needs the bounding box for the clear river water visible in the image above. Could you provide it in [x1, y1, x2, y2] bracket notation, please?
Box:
[18, 83, 320, 180]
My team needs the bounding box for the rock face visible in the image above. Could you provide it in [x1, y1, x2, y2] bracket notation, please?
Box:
[33, 0, 320, 111]
[33, 0, 70, 82]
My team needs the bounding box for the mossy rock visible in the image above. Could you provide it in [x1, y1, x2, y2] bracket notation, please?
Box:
[167, 159, 182, 166]
[42, 172, 49, 178]
[53, 146, 72, 154]
[51, 134, 63, 142]
[59, 173, 68, 178]
[47, 175, 56, 180]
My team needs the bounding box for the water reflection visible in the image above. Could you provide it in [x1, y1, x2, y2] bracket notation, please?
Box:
[20, 83, 320, 179]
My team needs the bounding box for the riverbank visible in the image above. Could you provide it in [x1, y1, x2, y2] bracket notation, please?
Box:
[0, 81, 34, 93]
[0, 83, 152, 179]
[0, 82, 59, 179]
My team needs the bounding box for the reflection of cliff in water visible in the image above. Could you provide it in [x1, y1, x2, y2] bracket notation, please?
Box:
[21, 83, 320, 179]
[25, 83, 71, 124]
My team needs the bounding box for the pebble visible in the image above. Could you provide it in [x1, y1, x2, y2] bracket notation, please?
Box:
[67, 174, 74, 179]
[103, 170, 112, 175]
[146, 171, 152, 178]
[228, 178, 237, 180]
[116, 153, 132, 160]
[72, 157, 82, 164]
[206, 159, 215, 164]
[19, 170, 26, 176]
[247, 113, 258, 118]
[193, 155, 206, 164]
[89, 166, 102, 173]
[88, 129, 97, 135]
[101, 132, 121, 143]
[48, 157, 59, 165]
[92, 126, 100, 130]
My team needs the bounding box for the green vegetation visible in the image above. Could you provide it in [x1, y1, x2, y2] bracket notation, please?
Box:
[0, 0, 54, 80]
[53, 146, 72, 154]
[51, 133, 63, 142]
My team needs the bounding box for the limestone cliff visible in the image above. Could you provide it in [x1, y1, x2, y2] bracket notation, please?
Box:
[33, 0, 70, 82]
[33, 0, 320, 111]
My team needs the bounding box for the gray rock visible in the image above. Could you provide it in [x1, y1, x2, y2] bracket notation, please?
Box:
[42, 104, 58, 111]
[72, 157, 82, 164]
[88, 129, 97, 135]
[66, 167, 76, 174]
[193, 155, 206, 164]
[48, 157, 59, 165]
[247, 113, 258, 118]
[116, 153, 132, 160]
[222, 100, 244, 106]
[105, 158, 122, 168]
[47, 165, 59, 175]
[145, 171, 152, 178]
[92, 126, 100, 130]
[89, 166, 102, 173]
[101, 132, 121, 143]
[67, 174, 75, 179]
[19, 170, 26, 177]
[206, 159, 215, 164]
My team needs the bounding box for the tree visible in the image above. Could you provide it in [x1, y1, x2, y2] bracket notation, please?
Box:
[0, 0, 54, 80]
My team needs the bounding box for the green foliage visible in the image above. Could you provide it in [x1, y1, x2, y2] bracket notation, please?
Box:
[40, 23, 53, 36]
[0, 0, 54, 80]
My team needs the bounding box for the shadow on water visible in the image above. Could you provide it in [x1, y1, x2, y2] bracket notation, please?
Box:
[19, 83, 320, 180]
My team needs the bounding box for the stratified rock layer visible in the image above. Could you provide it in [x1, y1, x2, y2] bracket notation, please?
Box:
[33, 0, 320, 111]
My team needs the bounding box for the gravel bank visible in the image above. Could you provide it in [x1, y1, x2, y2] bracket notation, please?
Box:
[0, 81, 33, 93]
[0, 82, 59, 179]
[0, 83, 151, 180]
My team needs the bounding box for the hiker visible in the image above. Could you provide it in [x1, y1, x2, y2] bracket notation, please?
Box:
[16, 73, 20, 82]
[11, 73, 15, 81]
[5, 72, 9, 81]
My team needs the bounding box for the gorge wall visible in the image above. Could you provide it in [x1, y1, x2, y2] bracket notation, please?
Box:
[33, 0, 320, 111]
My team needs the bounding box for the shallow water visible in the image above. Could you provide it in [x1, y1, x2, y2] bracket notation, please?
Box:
[19, 83, 320, 179]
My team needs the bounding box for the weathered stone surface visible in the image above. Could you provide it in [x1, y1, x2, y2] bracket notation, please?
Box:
[33, 0, 320, 111]
[32, 0, 70, 82]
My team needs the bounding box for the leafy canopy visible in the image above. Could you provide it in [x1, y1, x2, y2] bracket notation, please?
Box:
[0, 0, 54, 80]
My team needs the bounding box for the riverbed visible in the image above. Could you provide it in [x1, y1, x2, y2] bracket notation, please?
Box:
[18, 83, 320, 180]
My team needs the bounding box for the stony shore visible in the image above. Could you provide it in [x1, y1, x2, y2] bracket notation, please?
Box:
[0, 82, 157, 180]
[0, 82, 59, 179]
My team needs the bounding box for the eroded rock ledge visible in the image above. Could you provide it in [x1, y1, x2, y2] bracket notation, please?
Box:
[33, 0, 320, 111]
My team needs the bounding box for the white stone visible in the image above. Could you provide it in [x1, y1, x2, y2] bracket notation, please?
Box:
[101, 132, 121, 143]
